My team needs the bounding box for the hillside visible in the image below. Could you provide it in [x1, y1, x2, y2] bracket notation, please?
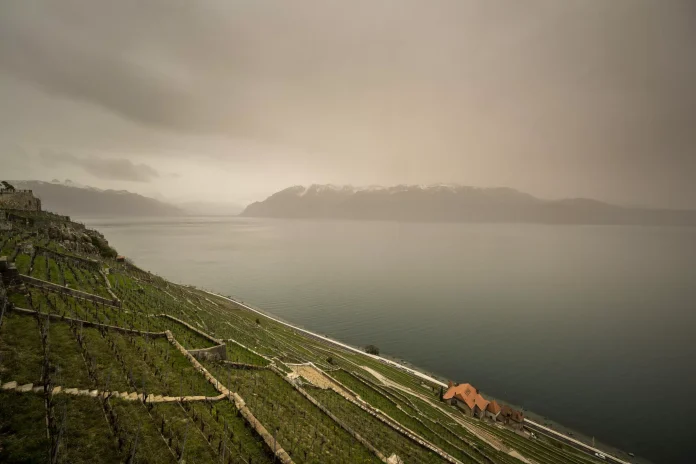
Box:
[241, 184, 696, 225]
[12, 180, 183, 217]
[0, 208, 635, 464]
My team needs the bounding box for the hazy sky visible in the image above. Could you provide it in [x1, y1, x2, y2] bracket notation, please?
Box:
[1, 0, 695, 208]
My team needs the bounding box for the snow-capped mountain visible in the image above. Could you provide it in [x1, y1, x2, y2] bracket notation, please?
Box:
[240, 184, 696, 225]
[49, 178, 102, 191]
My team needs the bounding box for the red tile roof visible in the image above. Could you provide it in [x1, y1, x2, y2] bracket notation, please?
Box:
[486, 400, 502, 415]
[443, 383, 490, 412]
[500, 405, 524, 423]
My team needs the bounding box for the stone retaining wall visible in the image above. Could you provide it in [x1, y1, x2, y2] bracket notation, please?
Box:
[319, 368, 463, 464]
[270, 365, 389, 463]
[99, 269, 120, 302]
[35, 245, 100, 270]
[165, 331, 294, 464]
[222, 361, 269, 371]
[158, 314, 222, 345]
[10, 307, 166, 337]
[342, 369, 483, 459]
[188, 343, 227, 361]
[0, 381, 226, 404]
[20, 274, 121, 307]
[226, 337, 272, 362]
[344, 369, 404, 408]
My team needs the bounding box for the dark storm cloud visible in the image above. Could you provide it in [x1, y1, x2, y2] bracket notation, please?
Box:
[0, 2, 209, 132]
[1, 1, 696, 207]
[40, 152, 159, 182]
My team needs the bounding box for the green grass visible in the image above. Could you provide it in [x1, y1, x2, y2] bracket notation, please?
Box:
[189, 401, 274, 464]
[46, 321, 92, 388]
[63, 264, 79, 289]
[108, 399, 177, 464]
[0, 313, 43, 385]
[310, 388, 445, 463]
[31, 254, 47, 280]
[150, 403, 218, 463]
[203, 363, 381, 464]
[156, 317, 216, 349]
[0, 391, 50, 464]
[459, 417, 604, 464]
[133, 335, 219, 397]
[225, 341, 269, 366]
[330, 369, 486, 464]
[1, 235, 18, 256]
[81, 327, 131, 392]
[52, 395, 123, 464]
[0, 212, 631, 464]
[48, 258, 64, 285]
[8, 291, 29, 308]
[14, 253, 31, 274]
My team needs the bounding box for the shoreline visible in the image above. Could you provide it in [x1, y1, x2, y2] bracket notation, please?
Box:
[204, 289, 638, 464]
[203, 290, 447, 387]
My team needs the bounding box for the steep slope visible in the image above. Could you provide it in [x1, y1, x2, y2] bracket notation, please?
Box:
[241, 184, 696, 225]
[12, 180, 183, 217]
[0, 207, 630, 464]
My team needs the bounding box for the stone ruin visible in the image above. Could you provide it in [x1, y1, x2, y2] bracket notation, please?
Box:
[0, 181, 42, 212]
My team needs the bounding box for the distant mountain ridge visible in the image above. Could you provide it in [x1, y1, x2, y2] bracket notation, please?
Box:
[12, 180, 183, 217]
[241, 184, 696, 225]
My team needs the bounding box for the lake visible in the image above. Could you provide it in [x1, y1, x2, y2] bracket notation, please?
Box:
[78, 216, 696, 464]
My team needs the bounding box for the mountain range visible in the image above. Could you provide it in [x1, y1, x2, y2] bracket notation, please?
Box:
[13, 180, 183, 217]
[241, 184, 696, 225]
[11, 180, 246, 217]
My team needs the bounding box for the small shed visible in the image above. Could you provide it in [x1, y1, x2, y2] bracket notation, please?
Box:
[116, 255, 126, 263]
[485, 400, 502, 421]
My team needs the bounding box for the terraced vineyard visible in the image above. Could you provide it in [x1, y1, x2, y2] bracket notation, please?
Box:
[0, 213, 628, 464]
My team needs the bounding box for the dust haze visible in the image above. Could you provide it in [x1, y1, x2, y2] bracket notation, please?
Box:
[1, 0, 694, 208]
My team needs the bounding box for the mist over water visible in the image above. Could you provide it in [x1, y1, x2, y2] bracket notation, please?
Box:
[80, 216, 696, 464]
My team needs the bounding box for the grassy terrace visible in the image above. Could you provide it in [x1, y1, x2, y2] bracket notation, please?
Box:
[108, 399, 176, 464]
[203, 363, 380, 463]
[225, 340, 270, 366]
[51, 395, 123, 464]
[328, 369, 509, 464]
[184, 401, 274, 464]
[0, 209, 615, 464]
[0, 391, 51, 463]
[0, 313, 43, 385]
[310, 388, 445, 463]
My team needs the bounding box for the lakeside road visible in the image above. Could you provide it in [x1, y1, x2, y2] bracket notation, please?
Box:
[206, 290, 633, 464]
[524, 421, 632, 464]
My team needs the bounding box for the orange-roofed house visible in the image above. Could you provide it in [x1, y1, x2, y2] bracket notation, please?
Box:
[442, 383, 490, 418]
[500, 405, 525, 430]
[485, 400, 502, 421]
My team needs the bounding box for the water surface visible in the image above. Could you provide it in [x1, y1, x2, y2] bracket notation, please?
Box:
[78, 216, 696, 464]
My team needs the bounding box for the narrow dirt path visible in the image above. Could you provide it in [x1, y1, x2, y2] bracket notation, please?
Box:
[1, 380, 226, 403]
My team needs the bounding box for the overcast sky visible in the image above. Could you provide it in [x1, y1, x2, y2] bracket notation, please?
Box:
[1, 0, 695, 208]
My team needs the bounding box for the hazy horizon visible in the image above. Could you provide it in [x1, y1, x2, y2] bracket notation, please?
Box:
[2, 1, 695, 209]
[15, 179, 696, 213]
[2, 5, 695, 461]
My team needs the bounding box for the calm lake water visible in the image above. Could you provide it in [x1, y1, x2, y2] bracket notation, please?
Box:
[78, 216, 696, 464]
